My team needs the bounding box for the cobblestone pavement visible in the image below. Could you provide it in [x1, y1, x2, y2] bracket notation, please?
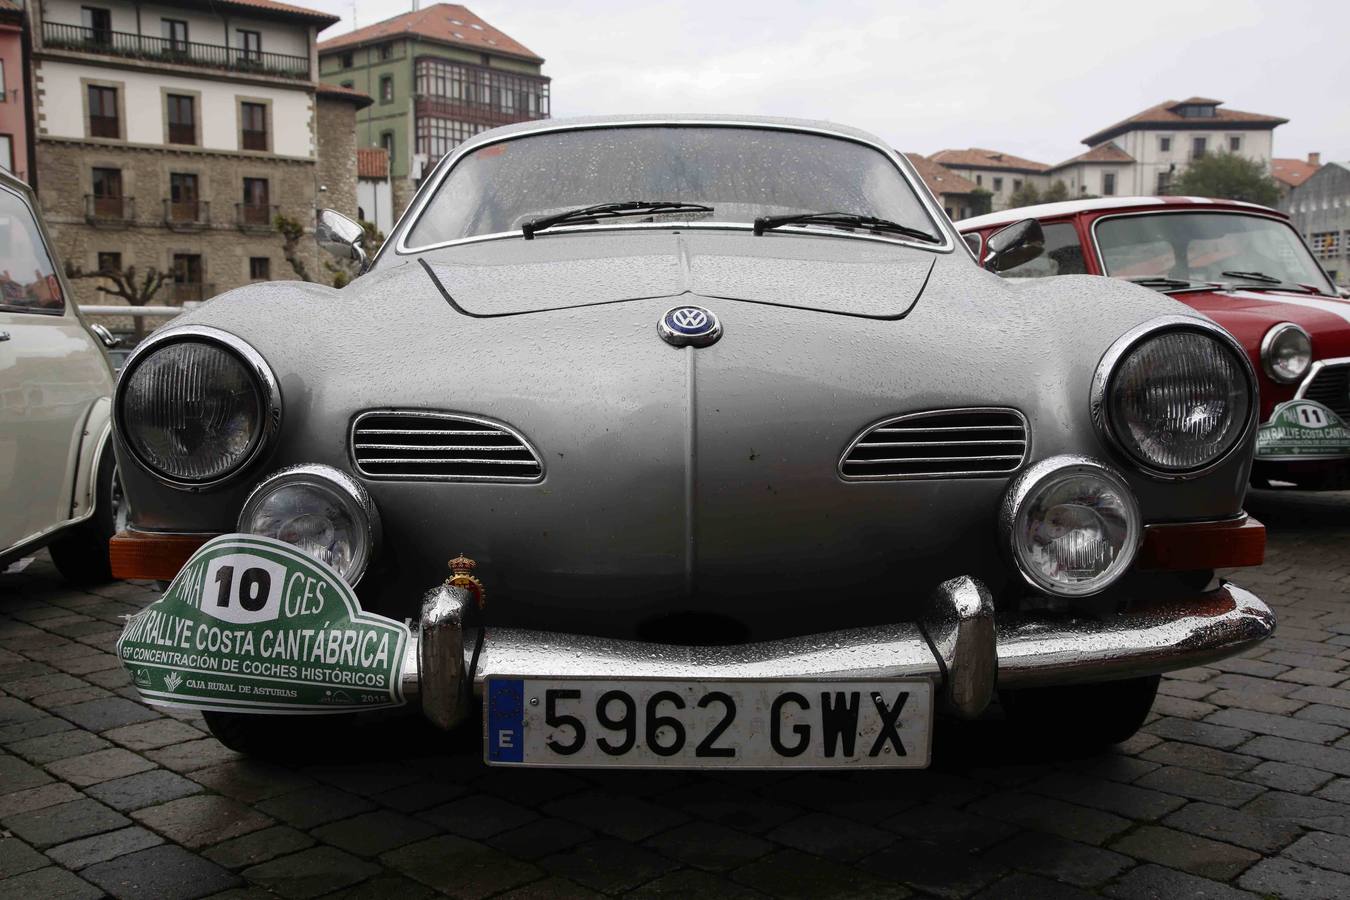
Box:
[4, 490, 1350, 899]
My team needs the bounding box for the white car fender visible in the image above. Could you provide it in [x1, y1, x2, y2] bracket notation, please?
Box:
[69, 396, 112, 521]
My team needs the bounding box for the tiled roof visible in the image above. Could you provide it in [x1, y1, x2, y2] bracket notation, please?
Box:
[1271, 157, 1320, 189]
[903, 153, 980, 196]
[357, 147, 389, 179]
[318, 3, 543, 63]
[1082, 98, 1287, 146]
[0, 1, 21, 12]
[929, 148, 1050, 174]
[1050, 142, 1135, 169]
[214, 0, 340, 25]
[316, 82, 373, 109]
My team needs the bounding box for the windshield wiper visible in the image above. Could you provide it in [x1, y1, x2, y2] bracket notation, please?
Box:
[522, 201, 713, 240]
[752, 211, 941, 244]
[1127, 276, 1219, 290]
[1219, 270, 1323, 294]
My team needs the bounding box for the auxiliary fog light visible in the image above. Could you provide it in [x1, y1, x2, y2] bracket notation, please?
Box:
[238, 464, 380, 585]
[1001, 456, 1141, 597]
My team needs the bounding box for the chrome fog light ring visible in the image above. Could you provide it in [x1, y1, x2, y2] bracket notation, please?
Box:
[1000, 454, 1142, 598]
[238, 464, 381, 585]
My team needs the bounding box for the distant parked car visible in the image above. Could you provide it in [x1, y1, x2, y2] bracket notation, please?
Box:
[0, 168, 123, 582]
[961, 197, 1350, 489]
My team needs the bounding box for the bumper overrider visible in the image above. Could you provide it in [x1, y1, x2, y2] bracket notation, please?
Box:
[407, 577, 1275, 730]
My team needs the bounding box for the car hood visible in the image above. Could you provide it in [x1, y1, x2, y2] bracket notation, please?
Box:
[1180, 289, 1350, 357]
[416, 230, 935, 319]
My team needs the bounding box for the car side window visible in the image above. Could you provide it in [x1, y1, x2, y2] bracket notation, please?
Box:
[0, 188, 64, 315]
[1000, 222, 1087, 279]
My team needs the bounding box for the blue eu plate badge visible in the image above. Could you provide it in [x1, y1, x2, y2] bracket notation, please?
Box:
[486, 678, 524, 763]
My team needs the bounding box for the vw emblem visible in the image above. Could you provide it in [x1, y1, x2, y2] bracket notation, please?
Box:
[659, 305, 722, 347]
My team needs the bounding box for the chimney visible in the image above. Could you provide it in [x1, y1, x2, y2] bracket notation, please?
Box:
[1308, 152, 1321, 166]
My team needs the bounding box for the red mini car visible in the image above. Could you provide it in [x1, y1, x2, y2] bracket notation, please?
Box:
[960, 197, 1350, 489]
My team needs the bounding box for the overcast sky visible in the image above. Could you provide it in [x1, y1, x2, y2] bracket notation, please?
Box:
[306, 0, 1350, 166]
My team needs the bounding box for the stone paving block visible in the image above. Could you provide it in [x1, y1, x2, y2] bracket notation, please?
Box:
[1283, 830, 1350, 875]
[1238, 857, 1350, 900]
[4, 673, 90, 700]
[1139, 740, 1259, 777]
[371, 778, 468, 812]
[85, 666, 132, 690]
[420, 791, 539, 839]
[1317, 777, 1350, 804]
[643, 820, 774, 872]
[52, 697, 159, 733]
[0, 835, 48, 878]
[1239, 734, 1350, 776]
[0, 781, 81, 818]
[1159, 679, 1216, 700]
[1207, 707, 1346, 744]
[1144, 716, 1254, 750]
[764, 811, 894, 862]
[82, 844, 242, 900]
[1029, 771, 1186, 820]
[1279, 667, 1350, 687]
[85, 768, 204, 812]
[32, 686, 113, 709]
[881, 802, 1017, 853]
[1058, 752, 1161, 784]
[241, 846, 380, 899]
[1135, 765, 1268, 808]
[0, 865, 104, 900]
[861, 840, 1006, 899]
[1209, 657, 1290, 678]
[983, 831, 1133, 887]
[49, 652, 122, 677]
[967, 790, 1132, 846]
[3, 797, 130, 848]
[255, 785, 375, 829]
[1289, 685, 1350, 710]
[1240, 760, 1335, 793]
[202, 824, 314, 871]
[318, 872, 439, 900]
[102, 717, 205, 751]
[132, 794, 273, 849]
[189, 759, 315, 803]
[1154, 694, 1219, 719]
[8, 728, 110, 764]
[972, 872, 1099, 900]
[0, 753, 53, 794]
[657, 781, 801, 833]
[46, 746, 158, 786]
[470, 768, 588, 807]
[1111, 824, 1261, 881]
[486, 817, 594, 862]
[625, 869, 764, 899]
[383, 834, 543, 899]
[0, 714, 74, 746]
[1163, 800, 1303, 853]
[303, 761, 424, 798]
[1205, 689, 1307, 715]
[1103, 862, 1259, 899]
[541, 836, 679, 894]
[735, 847, 910, 900]
[311, 809, 439, 857]
[780, 773, 920, 824]
[46, 825, 164, 870]
[543, 790, 689, 842]
[1244, 790, 1350, 836]
[144, 738, 242, 773]
[1298, 703, 1350, 729]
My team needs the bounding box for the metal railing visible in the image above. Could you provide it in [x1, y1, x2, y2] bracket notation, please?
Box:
[163, 199, 210, 228]
[84, 194, 135, 224]
[43, 22, 310, 80]
[236, 203, 277, 230]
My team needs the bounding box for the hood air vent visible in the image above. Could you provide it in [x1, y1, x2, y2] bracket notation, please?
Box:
[840, 408, 1029, 480]
[351, 411, 543, 482]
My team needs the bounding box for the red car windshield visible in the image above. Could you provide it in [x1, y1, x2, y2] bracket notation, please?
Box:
[1095, 212, 1335, 295]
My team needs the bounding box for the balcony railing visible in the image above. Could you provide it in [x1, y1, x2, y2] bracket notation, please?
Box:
[236, 203, 277, 231]
[163, 199, 210, 229]
[170, 282, 215, 303]
[43, 22, 310, 80]
[85, 194, 134, 224]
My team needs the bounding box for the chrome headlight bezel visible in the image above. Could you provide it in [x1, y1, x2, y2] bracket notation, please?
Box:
[1090, 316, 1257, 481]
[238, 464, 381, 585]
[1260, 322, 1312, 384]
[1000, 455, 1142, 598]
[113, 325, 282, 490]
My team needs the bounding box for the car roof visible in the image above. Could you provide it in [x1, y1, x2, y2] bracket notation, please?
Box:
[957, 195, 1283, 231]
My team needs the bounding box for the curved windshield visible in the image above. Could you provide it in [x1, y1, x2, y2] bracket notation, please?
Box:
[403, 126, 939, 248]
[1096, 212, 1334, 294]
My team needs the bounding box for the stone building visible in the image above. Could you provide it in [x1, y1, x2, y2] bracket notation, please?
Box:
[927, 148, 1049, 212]
[0, 0, 32, 183]
[903, 152, 982, 221]
[27, 0, 369, 335]
[1287, 161, 1350, 287]
[318, 3, 550, 219]
[1273, 152, 1321, 211]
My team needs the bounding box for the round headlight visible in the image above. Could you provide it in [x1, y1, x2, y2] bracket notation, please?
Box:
[1099, 323, 1253, 475]
[1002, 456, 1141, 597]
[239, 465, 380, 585]
[1261, 323, 1312, 384]
[117, 328, 279, 486]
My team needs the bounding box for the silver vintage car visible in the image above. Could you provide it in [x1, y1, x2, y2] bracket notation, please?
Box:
[112, 116, 1274, 768]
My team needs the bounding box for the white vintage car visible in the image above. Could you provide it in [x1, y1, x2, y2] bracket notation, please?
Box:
[0, 168, 122, 582]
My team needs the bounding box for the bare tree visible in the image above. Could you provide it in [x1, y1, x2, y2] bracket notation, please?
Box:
[65, 261, 170, 340]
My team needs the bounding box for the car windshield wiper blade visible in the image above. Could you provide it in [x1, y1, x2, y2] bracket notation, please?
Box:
[1127, 276, 1219, 290]
[522, 201, 713, 240]
[752, 211, 941, 244]
[1220, 269, 1282, 284]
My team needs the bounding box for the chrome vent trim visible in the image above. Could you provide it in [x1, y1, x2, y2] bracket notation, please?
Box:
[1295, 359, 1350, 422]
[840, 408, 1030, 481]
[350, 410, 543, 483]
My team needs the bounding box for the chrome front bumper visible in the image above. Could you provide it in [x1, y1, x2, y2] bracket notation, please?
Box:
[402, 577, 1275, 730]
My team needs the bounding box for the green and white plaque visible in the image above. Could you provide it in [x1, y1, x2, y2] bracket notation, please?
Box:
[117, 534, 411, 714]
[1256, 400, 1350, 461]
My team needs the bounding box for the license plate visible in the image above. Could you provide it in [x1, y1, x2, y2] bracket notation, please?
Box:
[483, 677, 934, 769]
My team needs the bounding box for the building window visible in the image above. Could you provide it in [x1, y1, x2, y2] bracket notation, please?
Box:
[241, 177, 270, 225]
[380, 43, 393, 60]
[1013, 179, 1022, 191]
[1177, 104, 1216, 118]
[240, 101, 268, 151]
[87, 84, 119, 138]
[96, 251, 121, 277]
[1102, 172, 1116, 196]
[1191, 137, 1207, 159]
[1156, 171, 1172, 194]
[1159, 136, 1171, 153]
[0, 135, 11, 173]
[166, 93, 196, 145]
[380, 131, 394, 157]
[380, 75, 394, 103]
[81, 7, 112, 44]
[249, 257, 270, 280]
[238, 30, 262, 62]
[1229, 136, 1242, 152]
[171, 253, 204, 302]
[992, 177, 1003, 192]
[91, 167, 122, 217]
[414, 118, 489, 160]
[0, 59, 6, 95]
[413, 57, 551, 118]
[1311, 232, 1342, 260]
[340, 80, 353, 89]
[341, 52, 354, 68]
[975, 174, 983, 186]
[162, 19, 189, 53]
[168, 172, 199, 222]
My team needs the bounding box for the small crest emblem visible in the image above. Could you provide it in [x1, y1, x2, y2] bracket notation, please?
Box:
[163, 671, 183, 692]
[659, 305, 722, 347]
[446, 554, 486, 608]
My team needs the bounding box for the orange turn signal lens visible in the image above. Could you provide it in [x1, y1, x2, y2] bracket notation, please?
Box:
[109, 531, 217, 581]
[1136, 515, 1265, 571]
